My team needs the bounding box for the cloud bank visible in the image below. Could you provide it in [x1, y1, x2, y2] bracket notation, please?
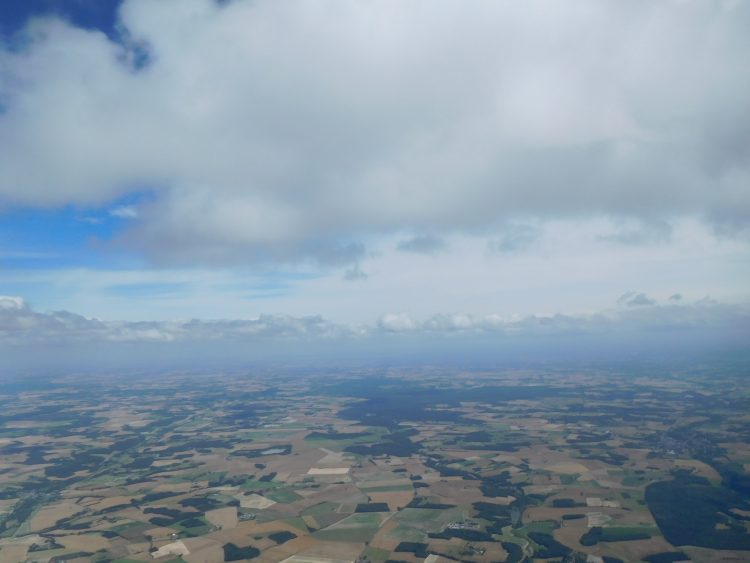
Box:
[1, 0, 749, 265]
[2, 295, 747, 347]
[2, 294, 747, 373]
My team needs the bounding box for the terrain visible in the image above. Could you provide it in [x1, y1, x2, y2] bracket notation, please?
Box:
[0, 364, 749, 563]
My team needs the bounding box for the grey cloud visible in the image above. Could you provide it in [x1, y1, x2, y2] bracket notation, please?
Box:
[396, 235, 446, 254]
[1, 0, 749, 264]
[343, 264, 368, 281]
[617, 291, 656, 307]
[629, 294, 656, 307]
[617, 291, 635, 305]
[488, 224, 539, 254]
[669, 293, 683, 302]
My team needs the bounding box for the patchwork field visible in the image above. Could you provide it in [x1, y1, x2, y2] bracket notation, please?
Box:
[0, 366, 749, 562]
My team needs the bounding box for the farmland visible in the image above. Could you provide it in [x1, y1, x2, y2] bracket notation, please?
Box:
[0, 364, 749, 562]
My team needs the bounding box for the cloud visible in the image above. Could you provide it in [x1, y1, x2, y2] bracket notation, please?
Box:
[396, 235, 446, 254]
[377, 313, 416, 333]
[598, 219, 672, 246]
[617, 291, 656, 307]
[488, 224, 539, 254]
[1, 0, 749, 265]
[109, 205, 138, 219]
[0, 296, 349, 344]
[0, 296, 25, 310]
[2, 294, 747, 348]
[696, 295, 719, 306]
[343, 264, 368, 281]
[422, 313, 475, 331]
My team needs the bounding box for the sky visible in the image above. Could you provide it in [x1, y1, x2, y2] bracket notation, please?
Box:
[1, 0, 749, 370]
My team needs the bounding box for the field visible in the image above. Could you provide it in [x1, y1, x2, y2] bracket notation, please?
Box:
[0, 365, 749, 562]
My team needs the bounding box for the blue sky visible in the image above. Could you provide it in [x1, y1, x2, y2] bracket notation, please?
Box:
[1, 0, 748, 368]
[0, 200, 134, 268]
[0, 0, 122, 38]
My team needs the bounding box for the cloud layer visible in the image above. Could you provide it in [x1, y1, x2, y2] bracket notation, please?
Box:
[2, 0, 749, 265]
[2, 294, 747, 346]
[0, 295, 348, 344]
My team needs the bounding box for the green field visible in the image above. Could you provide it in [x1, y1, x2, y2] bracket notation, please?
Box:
[266, 488, 303, 503]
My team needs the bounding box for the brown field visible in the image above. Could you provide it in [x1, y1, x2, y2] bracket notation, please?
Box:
[84, 495, 133, 510]
[182, 537, 224, 563]
[279, 557, 353, 563]
[428, 479, 485, 505]
[542, 462, 591, 474]
[253, 535, 319, 563]
[368, 518, 399, 551]
[202, 526, 250, 547]
[205, 506, 238, 530]
[295, 483, 368, 509]
[424, 537, 467, 560]
[152, 458, 181, 467]
[237, 518, 308, 536]
[56, 534, 112, 552]
[240, 493, 277, 509]
[368, 491, 414, 511]
[468, 541, 508, 562]
[29, 502, 84, 532]
[0, 544, 29, 563]
[125, 542, 151, 557]
[290, 540, 365, 562]
[147, 481, 199, 494]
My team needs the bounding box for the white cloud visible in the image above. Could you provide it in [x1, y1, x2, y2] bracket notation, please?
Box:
[377, 313, 416, 333]
[423, 313, 475, 331]
[109, 205, 138, 219]
[0, 296, 25, 310]
[1, 0, 749, 265]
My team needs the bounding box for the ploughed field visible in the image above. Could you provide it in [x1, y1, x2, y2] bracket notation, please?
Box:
[0, 365, 749, 562]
